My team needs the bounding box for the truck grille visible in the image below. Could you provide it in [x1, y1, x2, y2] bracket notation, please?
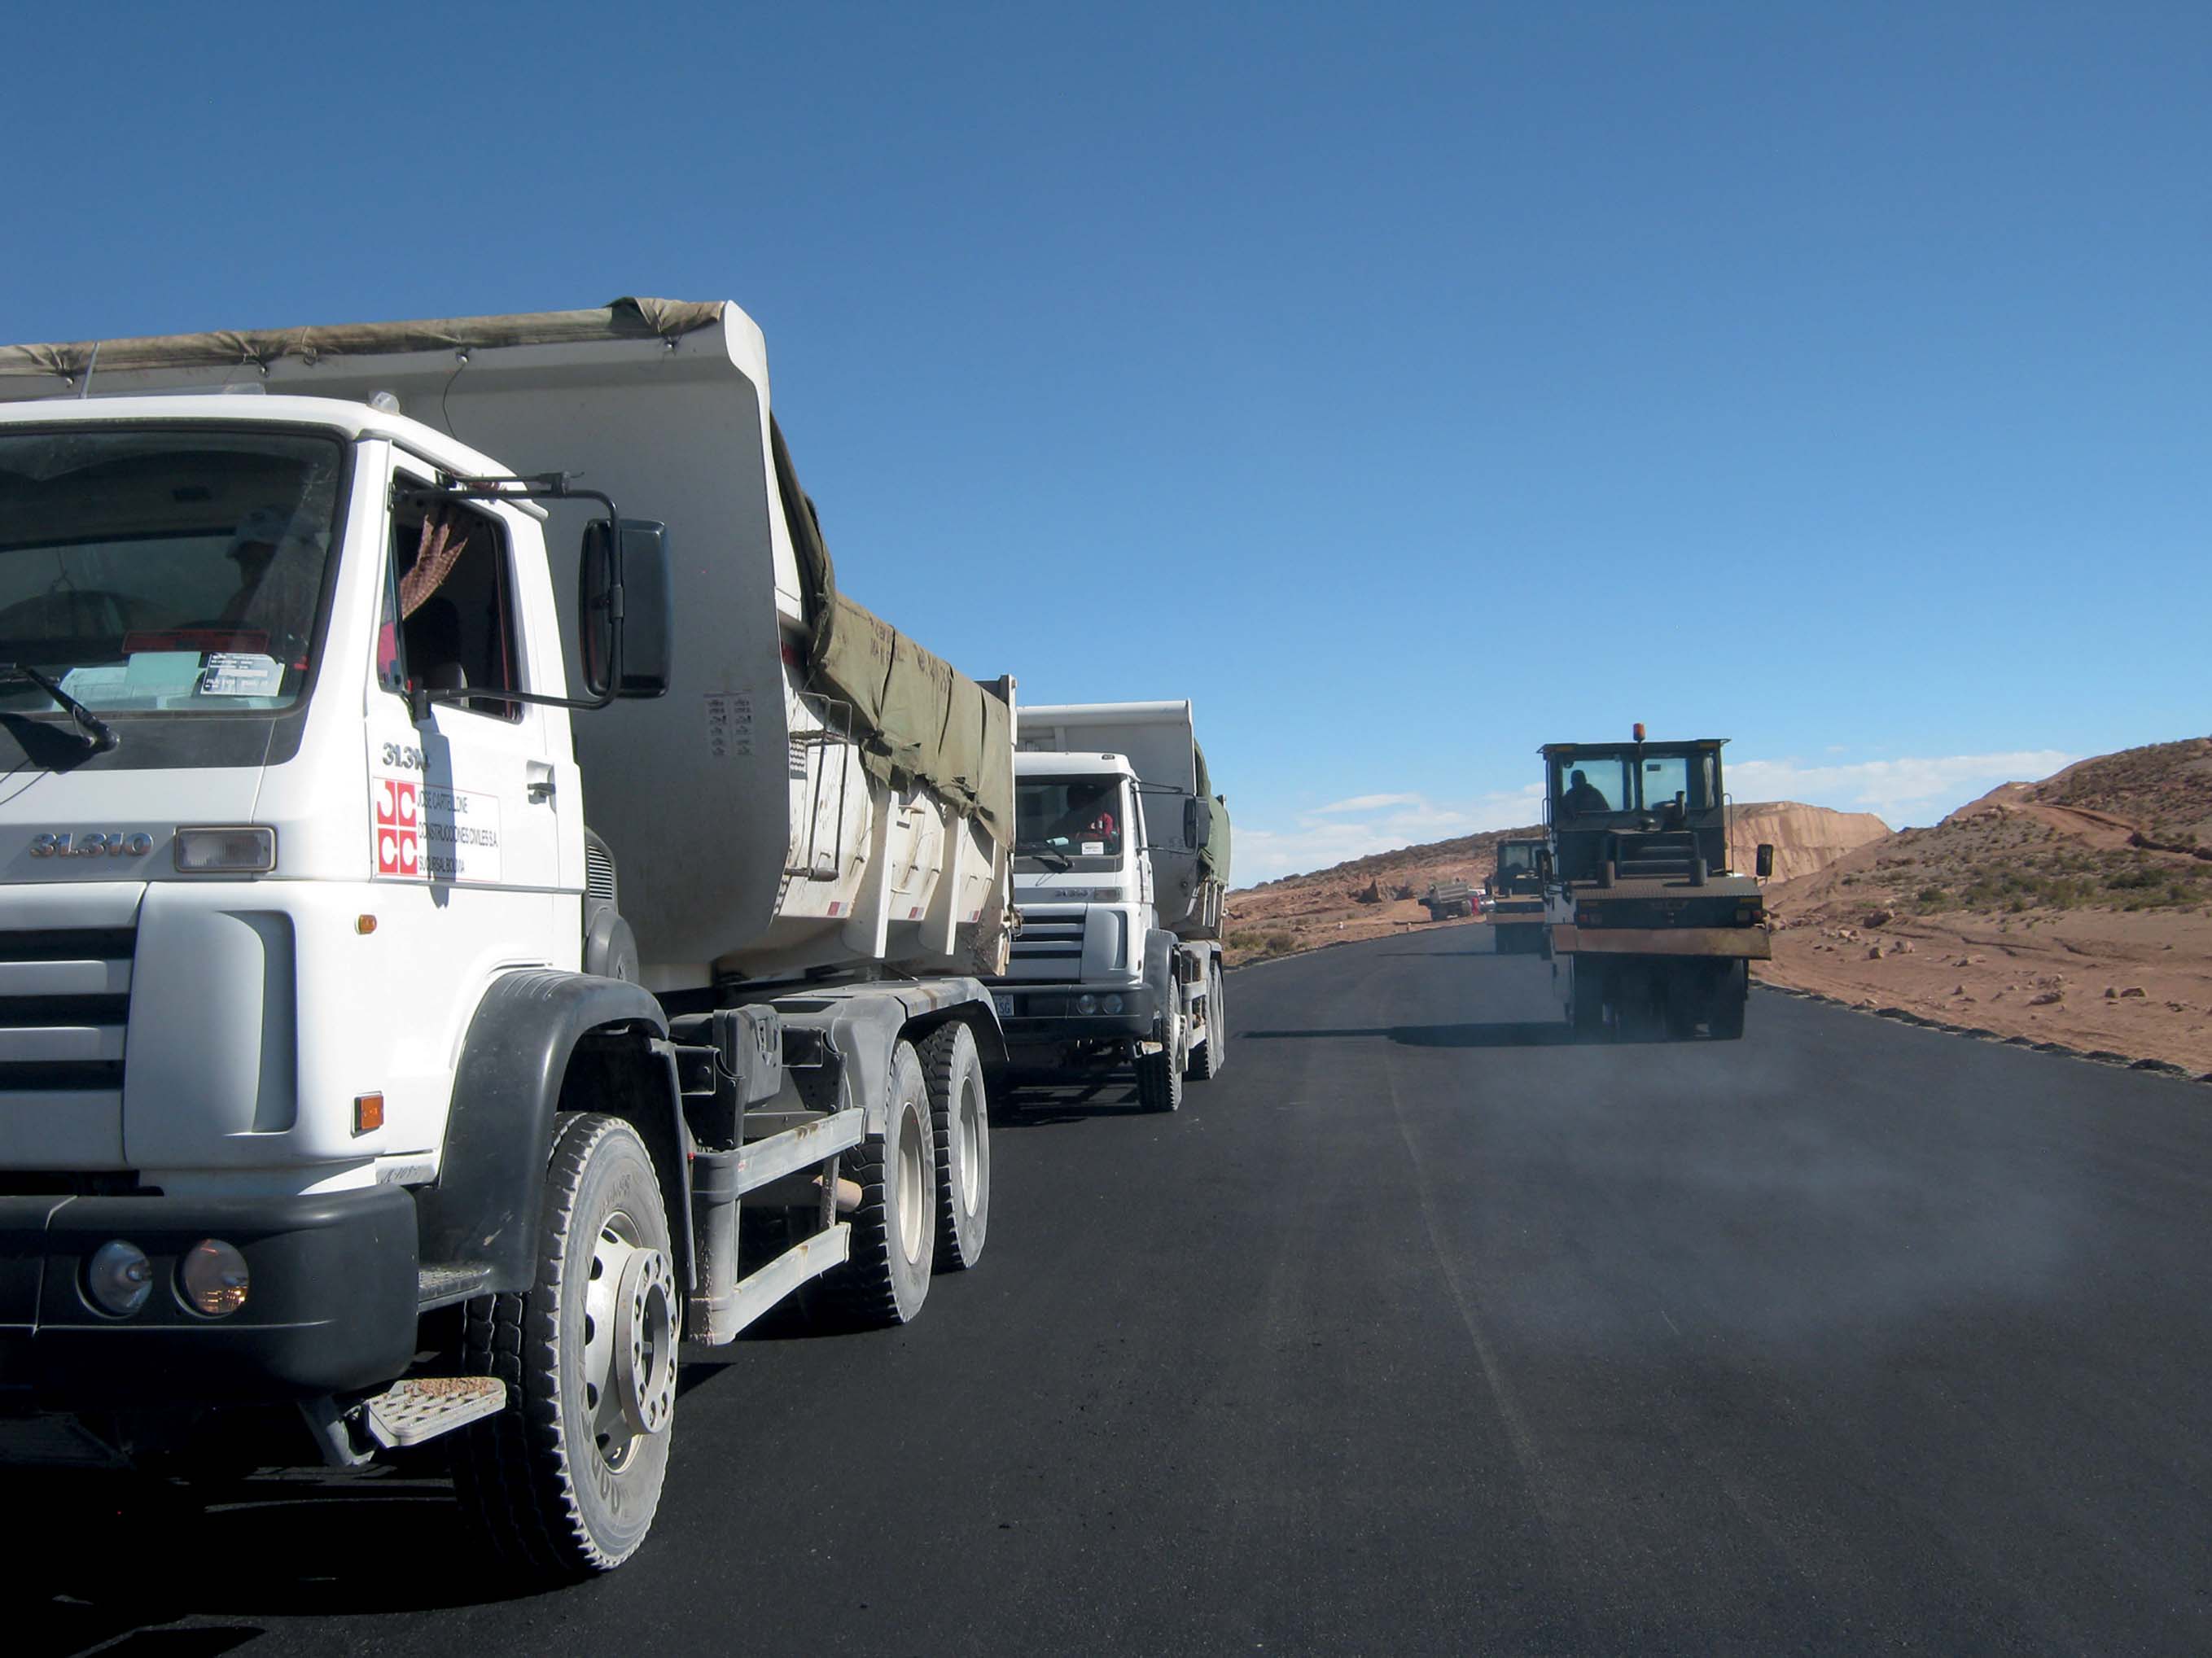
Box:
[1006, 910, 1087, 977]
[0, 927, 135, 1091]
[1010, 920, 1084, 961]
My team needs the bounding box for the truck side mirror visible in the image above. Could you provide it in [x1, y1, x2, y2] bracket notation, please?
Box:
[581, 518, 672, 699]
[1755, 842, 1775, 879]
[1184, 795, 1212, 849]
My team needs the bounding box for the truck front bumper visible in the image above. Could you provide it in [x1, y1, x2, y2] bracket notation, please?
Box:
[988, 981, 1157, 1043]
[0, 1184, 418, 1406]
[1551, 925, 1772, 961]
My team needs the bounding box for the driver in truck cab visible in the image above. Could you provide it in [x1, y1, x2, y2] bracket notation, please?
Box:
[218, 506, 286, 606]
[217, 505, 322, 659]
[1562, 768, 1610, 816]
[1057, 780, 1119, 846]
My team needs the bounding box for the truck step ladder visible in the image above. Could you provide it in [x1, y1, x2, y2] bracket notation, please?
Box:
[363, 1376, 508, 1449]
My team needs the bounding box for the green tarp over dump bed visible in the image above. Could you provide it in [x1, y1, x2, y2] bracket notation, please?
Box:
[0, 297, 727, 384]
[773, 418, 1010, 840]
[808, 593, 1012, 839]
[1194, 742, 1232, 888]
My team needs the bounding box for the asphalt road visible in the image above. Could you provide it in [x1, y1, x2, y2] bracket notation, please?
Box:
[24, 925, 2212, 1656]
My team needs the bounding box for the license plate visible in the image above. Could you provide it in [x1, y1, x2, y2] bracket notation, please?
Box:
[992, 993, 1014, 1018]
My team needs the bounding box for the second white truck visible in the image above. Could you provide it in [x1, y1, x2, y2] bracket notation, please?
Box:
[988, 702, 1230, 1112]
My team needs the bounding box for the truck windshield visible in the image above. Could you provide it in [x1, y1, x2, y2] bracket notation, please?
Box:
[1554, 756, 1630, 816]
[1497, 842, 1535, 875]
[1553, 750, 1722, 817]
[1017, 777, 1126, 862]
[1639, 755, 1719, 813]
[0, 428, 344, 715]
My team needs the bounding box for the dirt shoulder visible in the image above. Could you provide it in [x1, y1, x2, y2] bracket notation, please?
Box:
[1759, 906, 2212, 1077]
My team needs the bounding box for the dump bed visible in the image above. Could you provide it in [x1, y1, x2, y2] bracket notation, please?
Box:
[0, 300, 1012, 987]
[1016, 700, 1229, 939]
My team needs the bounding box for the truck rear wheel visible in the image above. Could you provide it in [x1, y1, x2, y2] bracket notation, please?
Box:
[922, 1021, 989, 1271]
[453, 1112, 680, 1579]
[1187, 962, 1227, 1081]
[821, 1040, 936, 1323]
[1136, 1008, 1184, 1113]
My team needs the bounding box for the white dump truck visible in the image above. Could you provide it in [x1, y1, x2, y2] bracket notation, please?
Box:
[988, 702, 1229, 1112]
[0, 298, 1015, 1576]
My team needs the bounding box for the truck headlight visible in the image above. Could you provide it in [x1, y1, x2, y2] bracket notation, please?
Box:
[174, 825, 277, 874]
[1075, 994, 1098, 1014]
[86, 1240, 154, 1316]
[1102, 994, 1124, 1014]
[180, 1239, 251, 1316]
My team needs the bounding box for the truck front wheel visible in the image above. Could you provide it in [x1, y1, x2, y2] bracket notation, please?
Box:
[922, 1021, 990, 1271]
[454, 1111, 680, 1578]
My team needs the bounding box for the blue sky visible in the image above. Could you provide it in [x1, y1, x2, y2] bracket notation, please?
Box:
[7, 3, 2205, 881]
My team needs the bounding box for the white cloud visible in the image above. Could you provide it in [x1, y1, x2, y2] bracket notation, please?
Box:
[1728, 750, 2076, 824]
[1312, 792, 1426, 814]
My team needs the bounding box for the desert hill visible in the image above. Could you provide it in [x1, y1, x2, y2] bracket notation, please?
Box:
[1225, 801, 1882, 966]
[1728, 802, 1891, 881]
[1759, 737, 2212, 1074]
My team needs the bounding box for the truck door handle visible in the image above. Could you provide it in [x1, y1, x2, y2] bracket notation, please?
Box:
[527, 764, 556, 806]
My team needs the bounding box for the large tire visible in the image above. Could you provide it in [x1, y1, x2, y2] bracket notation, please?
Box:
[921, 1021, 989, 1271]
[1135, 1011, 1185, 1113]
[453, 1112, 681, 1579]
[821, 1040, 935, 1323]
[1570, 961, 1607, 1038]
[1186, 962, 1226, 1081]
[1709, 961, 1748, 1040]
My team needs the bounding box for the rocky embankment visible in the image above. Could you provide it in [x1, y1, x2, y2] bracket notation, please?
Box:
[1758, 737, 2212, 1075]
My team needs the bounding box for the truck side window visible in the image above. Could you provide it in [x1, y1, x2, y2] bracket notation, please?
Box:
[385, 497, 522, 721]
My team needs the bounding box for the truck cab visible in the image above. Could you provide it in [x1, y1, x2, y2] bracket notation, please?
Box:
[988, 701, 1229, 1113]
[1541, 732, 1772, 1038]
[1001, 750, 1157, 1035]
[0, 398, 591, 1352]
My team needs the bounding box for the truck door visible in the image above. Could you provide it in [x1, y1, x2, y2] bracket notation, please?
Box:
[366, 469, 562, 939]
[1128, 782, 1154, 914]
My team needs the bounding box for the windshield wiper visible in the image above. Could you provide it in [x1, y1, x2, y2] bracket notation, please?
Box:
[1016, 841, 1075, 871]
[0, 663, 119, 752]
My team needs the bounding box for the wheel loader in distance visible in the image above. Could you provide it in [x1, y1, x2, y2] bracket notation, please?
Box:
[1483, 838, 1548, 953]
[1542, 728, 1775, 1039]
